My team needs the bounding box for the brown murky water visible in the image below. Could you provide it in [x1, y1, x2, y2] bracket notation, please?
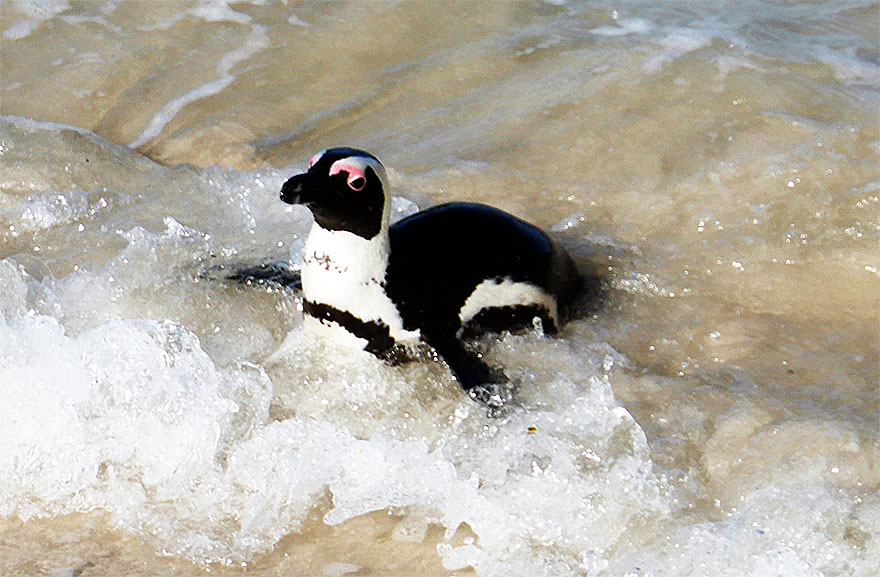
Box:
[1, 1, 877, 576]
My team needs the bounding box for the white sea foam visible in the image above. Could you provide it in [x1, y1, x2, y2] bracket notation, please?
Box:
[10, 228, 872, 573]
[128, 24, 269, 149]
[3, 189, 104, 232]
[139, 0, 256, 31]
[814, 46, 880, 86]
[590, 18, 653, 37]
[190, 0, 253, 24]
[3, 19, 41, 40]
[287, 13, 311, 28]
[619, 484, 879, 576]
[643, 28, 714, 73]
[0, 254, 668, 568]
[2, 0, 70, 40]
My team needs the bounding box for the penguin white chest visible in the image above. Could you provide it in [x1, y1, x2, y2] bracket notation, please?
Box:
[301, 224, 419, 349]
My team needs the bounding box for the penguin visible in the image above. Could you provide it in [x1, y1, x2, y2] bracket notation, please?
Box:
[279, 147, 583, 406]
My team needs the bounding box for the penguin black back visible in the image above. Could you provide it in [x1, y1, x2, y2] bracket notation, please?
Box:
[387, 202, 581, 336]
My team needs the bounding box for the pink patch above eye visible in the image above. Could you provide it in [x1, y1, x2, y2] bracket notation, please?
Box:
[308, 153, 322, 169]
[329, 161, 367, 191]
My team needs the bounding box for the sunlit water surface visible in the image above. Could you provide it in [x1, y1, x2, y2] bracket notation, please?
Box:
[1, 1, 878, 576]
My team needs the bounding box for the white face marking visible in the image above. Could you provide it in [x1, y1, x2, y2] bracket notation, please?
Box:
[326, 155, 389, 193]
[459, 278, 558, 326]
[329, 159, 367, 191]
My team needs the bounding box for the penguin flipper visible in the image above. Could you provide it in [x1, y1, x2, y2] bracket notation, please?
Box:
[228, 259, 302, 290]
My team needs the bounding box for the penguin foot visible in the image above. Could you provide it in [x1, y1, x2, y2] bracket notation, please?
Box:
[467, 380, 514, 417]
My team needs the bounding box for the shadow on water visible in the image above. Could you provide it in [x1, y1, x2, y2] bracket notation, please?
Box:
[559, 235, 615, 323]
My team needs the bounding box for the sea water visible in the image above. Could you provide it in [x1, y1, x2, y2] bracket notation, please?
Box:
[0, 1, 877, 576]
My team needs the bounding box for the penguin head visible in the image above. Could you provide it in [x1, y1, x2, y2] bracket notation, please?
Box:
[281, 147, 389, 240]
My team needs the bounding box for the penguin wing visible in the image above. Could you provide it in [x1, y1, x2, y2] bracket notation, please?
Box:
[386, 202, 576, 333]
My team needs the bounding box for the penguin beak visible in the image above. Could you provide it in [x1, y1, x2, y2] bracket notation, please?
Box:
[280, 173, 310, 205]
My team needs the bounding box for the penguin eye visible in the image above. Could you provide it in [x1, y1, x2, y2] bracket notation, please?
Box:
[328, 159, 368, 191]
[348, 174, 366, 191]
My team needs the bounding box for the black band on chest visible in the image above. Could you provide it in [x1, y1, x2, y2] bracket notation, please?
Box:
[303, 299, 398, 358]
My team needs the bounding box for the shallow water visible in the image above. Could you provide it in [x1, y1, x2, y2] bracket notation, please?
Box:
[1, 1, 878, 576]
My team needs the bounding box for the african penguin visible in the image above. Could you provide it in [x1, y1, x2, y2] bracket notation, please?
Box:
[280, 147, 583, 405]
